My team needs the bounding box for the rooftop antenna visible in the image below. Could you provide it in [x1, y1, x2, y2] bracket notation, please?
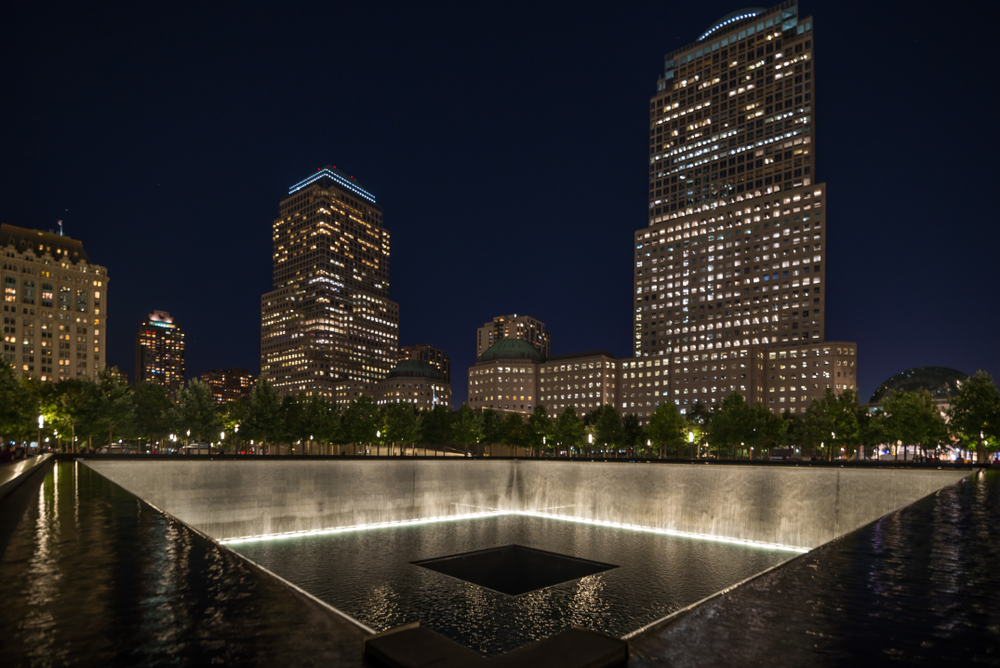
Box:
[57, 220, 64, 236]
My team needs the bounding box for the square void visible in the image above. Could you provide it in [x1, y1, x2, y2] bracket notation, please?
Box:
[412, 544, 617, 596]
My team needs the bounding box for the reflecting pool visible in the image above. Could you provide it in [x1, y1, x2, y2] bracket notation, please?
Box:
[233, 513, 792, 656]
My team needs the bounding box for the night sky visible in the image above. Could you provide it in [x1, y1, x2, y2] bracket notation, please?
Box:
[3, 1, 997, 406]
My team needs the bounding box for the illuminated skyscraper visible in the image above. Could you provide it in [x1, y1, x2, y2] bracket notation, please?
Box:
[628, 2, 856, 419]
[135, 310, 185, 392]
[0, 224, 108, 383]
[261, 167, 399, 397]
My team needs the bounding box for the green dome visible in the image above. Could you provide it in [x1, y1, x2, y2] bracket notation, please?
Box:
[389, 359, 444, 380]
[478, 339, 545, 363]
[870, 366, 968, 404]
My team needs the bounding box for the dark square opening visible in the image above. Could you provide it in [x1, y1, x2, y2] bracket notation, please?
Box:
[412, 544, 617, 596]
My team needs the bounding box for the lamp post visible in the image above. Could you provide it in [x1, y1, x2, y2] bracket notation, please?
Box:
[587, 432, 593, 459]
[234, 424, 239, 454]
[37, 414, 43, 453]
[689, 430, 695, 460]
[220, 431, 225, 455]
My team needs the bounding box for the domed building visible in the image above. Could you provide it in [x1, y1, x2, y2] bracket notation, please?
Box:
[869, 366, 968, 406]
[468, 339, 544, 414]
[374, 359, 451, 410]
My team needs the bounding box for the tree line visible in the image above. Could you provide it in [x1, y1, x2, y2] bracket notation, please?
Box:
[1, 363, 996, 461]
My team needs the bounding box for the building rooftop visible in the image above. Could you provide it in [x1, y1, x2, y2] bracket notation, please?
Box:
[546, 350, 616, 362]
[869, 367, 969, 404]
[287, 166, 376, 203]
[388, 359, 445, 380]
[0, 224, 91, 263]
[478, 339, 545, 364]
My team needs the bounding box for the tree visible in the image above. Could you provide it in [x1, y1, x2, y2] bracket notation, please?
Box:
[246, 378, 282, 453]
[382, 402, 422, 454]
[947, 370, 1000, 463]
[621, 413, 645, 457]
[280, 394, 306, 452]
[342, 395, 379, 454]
[707, 392, 752, 458]
[527, 405, 550, 457]
[93, 366, 135, 447]
[745, 401, 786, 459]
[481, 409, 504, 457]
[802, 388, 860, 461]
[131, 381, 175, 447]
[553, 406, 584, 456]
[0, 363, 31, 446]
[422, 405, 453, 450]
[500, 412, 527, 455]
[882, 390, 948, 460]
[178, 379, 219, 448]
[451, 403, 482, 452]
[856, 405, 886, 460]
[647, 401, 687, 458]
[592, 405, 622, 456]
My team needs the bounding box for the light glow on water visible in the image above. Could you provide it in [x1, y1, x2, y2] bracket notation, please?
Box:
[219, 509, 810, 553]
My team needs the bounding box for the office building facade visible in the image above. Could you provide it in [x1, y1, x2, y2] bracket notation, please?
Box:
[631, 2, 856, 419]
[375, 359, 452, 410]
[135, 310, 185, 392]
[261, 167, 399, 397]
[399, 343, 451, 384]
[200, 367, 255, 403]
[476, 314, 550, 359]
[0, 224, 107, 382]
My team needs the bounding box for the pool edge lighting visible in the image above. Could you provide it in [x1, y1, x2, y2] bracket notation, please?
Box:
[219, 510, 809, 553]
[218, 510, 505, 545]
[515, 511, 810, 553]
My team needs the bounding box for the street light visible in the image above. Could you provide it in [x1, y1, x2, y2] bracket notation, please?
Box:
[689, 431, 695, 459]
[37, 414, 43, 452]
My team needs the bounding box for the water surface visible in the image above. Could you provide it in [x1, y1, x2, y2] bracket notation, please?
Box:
[234, 513, 791, 656]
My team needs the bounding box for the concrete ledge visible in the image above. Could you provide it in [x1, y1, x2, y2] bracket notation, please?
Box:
[490, 627, 628, 667]
[0, 454, 51, 501]
[364, 625, 487, 667]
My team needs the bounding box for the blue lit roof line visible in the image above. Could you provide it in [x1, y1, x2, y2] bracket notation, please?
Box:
[288, 168, 377, 203]
[698, 8, 767, 42]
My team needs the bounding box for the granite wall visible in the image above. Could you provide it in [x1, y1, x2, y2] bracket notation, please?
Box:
[85, 459, 968, 548]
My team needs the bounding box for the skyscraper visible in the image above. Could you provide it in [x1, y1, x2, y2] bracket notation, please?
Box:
[0, 224, 108, 383]
[629, 2, 856, 418]
[135, 310, 185, 392]
[261, 167, 399, 397]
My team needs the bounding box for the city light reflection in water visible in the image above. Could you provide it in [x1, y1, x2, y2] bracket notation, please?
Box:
[234, 513, 792, 657]
[627, 470, 1000, 667]
[0, 462, 367, 667]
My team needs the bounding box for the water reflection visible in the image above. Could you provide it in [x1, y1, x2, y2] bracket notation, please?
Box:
[234, 513, 791, 657]
[629, 471, 1000, 667]
[1, 462, 367, 666]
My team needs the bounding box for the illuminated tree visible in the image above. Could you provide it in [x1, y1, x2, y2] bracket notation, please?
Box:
[947, 371, 1000, 463]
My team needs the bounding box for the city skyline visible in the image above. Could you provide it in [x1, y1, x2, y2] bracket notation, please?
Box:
[2, 0, 997, 405]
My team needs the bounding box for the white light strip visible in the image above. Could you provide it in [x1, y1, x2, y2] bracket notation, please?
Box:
[218, 510, 505, 545]
[288, 169, 377, 203]
[515, 511, 809, 553]
[219, 509, 809, 553]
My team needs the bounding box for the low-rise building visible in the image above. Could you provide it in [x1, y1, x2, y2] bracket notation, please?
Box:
[375, 359, 451, 410]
